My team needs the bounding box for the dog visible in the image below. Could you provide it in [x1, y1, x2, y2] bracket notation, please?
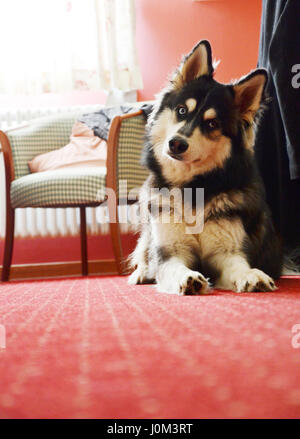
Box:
[128, 40, 282, 295]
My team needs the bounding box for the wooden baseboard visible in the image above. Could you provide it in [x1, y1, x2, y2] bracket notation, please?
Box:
[0, 259, 130, 282]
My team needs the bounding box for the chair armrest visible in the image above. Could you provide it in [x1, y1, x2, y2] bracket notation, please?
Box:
[0, 130, 15, 182]
[0, 130, 15, 208]
[106, 110, 145, 201]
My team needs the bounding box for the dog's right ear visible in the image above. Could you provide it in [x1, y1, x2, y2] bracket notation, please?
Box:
[172, 40, 214, 88]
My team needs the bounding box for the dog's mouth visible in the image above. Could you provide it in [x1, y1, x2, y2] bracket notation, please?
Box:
[167, 152, 202, 165]
[168, 152, 183, 161]
[192, 158, 202, 165]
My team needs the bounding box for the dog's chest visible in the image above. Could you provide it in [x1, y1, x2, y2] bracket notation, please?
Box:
[182, 199, 246, 257]
[195, 215, 245, 257]
[147, 184, 246, 257]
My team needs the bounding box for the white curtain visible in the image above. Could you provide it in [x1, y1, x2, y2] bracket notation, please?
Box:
[0, 0, 143, 94]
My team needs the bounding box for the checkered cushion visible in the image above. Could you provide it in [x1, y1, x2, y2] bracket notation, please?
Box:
[7, 108, 149, 208]
[8, 112, 83, 180]
[117, 114, 149, 198]
[10, 167, 106, 208]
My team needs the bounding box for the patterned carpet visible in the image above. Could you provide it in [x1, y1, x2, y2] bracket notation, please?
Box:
[0, 275, 300, 419]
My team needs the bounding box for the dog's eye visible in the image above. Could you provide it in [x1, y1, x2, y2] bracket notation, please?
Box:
[176, 105, 187, 117]
[205, 118, 219, 130]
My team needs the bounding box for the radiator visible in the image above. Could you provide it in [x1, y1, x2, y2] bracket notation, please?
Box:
[0, 105, 130, 239]
[0, 105, 101, 131]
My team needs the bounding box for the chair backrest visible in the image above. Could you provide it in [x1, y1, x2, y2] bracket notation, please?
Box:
[7, 112, 81, 180]
[116, 113, 149, 199]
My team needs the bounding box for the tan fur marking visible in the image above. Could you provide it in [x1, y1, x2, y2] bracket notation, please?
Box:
[204, 191, 244, 220]
[203, 108, 217, 120]
[198, 218, 246, 259]
[186, 128, 232, 175]
[242, 125, 255, 151]
[185, 98, 197, 113]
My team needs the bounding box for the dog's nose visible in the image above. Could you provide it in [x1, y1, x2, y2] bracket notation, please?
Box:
[169, 137, 188, 155]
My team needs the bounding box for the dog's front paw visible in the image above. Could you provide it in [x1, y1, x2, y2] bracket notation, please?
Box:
[179, 271, 210, 296]
[157, 269, 209, 295]
[233, 268, 276, 293]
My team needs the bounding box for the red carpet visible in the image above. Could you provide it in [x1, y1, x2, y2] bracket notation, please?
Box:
[0, 275, 300, 419]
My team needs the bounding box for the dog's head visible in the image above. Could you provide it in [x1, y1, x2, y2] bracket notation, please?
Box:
[146, 40, 267, 185]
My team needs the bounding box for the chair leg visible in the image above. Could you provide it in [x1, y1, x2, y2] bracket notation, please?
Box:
[79, 207, 88, 276]
[107, 195, 123, 275]
[1, 208, 15, 282]
[109, 220, 124, 275]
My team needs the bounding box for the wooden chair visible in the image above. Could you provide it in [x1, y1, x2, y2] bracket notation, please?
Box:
[0, 109, 148, 281]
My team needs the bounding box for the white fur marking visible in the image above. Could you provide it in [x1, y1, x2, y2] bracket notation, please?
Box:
[213, 254, 276, 292]
[156, 257, 209, 295]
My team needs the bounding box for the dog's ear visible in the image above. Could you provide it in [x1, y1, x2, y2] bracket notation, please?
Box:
[173, 40, 213, 88]
[233, 69, 268, 124]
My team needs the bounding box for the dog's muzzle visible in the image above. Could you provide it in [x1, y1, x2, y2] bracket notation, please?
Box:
[168, 136, 188, 159]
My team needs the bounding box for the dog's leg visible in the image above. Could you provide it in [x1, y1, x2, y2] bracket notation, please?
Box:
[212, 253, 276, 292]
[152, 221, 209, 295]
[128, 225, 154, 284]
[157, 256, 209, 295]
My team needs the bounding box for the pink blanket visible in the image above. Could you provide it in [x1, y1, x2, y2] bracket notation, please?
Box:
[28, 121, 107, 173]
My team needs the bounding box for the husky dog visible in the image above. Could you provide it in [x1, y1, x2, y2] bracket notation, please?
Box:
[129, 40, 282, 295]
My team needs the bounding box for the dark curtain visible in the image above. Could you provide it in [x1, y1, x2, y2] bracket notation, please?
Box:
[255, 0, 300, 255]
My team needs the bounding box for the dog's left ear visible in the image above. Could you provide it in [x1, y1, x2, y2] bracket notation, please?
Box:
[173, 40, 213, 88]
[233, 69, 268, 124]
